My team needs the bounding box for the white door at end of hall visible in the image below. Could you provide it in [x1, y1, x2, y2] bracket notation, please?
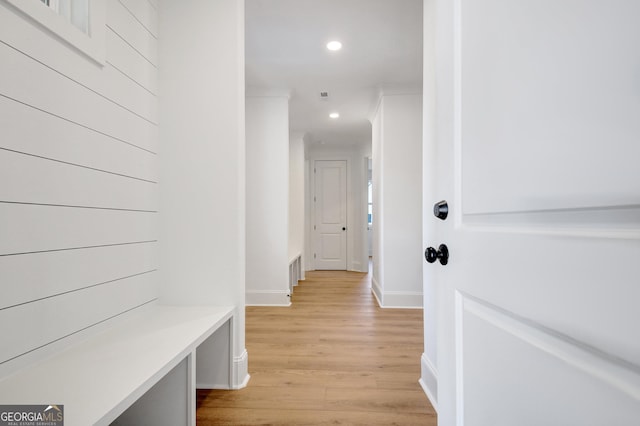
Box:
[425, 0, 640, 424]
[314, 160, 347, 270]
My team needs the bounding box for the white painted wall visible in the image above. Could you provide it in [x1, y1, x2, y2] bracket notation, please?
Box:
[0, 0, 247, 390]
[289, 133, 306, 274]
[157, 0, 248, 388]
[371, 110, 383, 286]
[420, 0, 438, 407]
[371, 92, 423, 308]
[305, 144, 370, 273]
[245, 95, 290, 306]
[0, 0, 158, 376]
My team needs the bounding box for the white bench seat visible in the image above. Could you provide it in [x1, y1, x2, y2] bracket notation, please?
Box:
[0, 305, 234, 426]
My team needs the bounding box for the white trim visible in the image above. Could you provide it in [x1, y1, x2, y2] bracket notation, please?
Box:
[455, 290, 465, 426]
[371, 275, 383, 307]
[231, 349, 250, 390]
[370, 277, 423, 309]
[187, 351, 196, 425]
[246, 87, 292, 99]
[460, 223, 640, 241]
[245, 290, 291, 307]
[2, 0, 106, 65]
[350, 260, 365, 272]
[453, 0, 463, 230]
[366, 88, 383, 123]
[461, 292, 640, 403]
[368, 85, 423, 123]
[419, 352, 438, 412]
[379, 291, 423, 309]
[379, 84, 422, 96]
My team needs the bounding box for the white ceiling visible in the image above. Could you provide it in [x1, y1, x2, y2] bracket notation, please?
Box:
[245, 0, 423, 147]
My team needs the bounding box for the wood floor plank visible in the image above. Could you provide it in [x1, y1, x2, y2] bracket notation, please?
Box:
[197, 407, 436, 426]
[247, 369, 378, 389]
[197, 269, 437, 425]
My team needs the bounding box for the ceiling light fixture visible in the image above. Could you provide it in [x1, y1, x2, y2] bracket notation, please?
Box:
[326, 41, 342, 51]
[329, 112, 340, 119]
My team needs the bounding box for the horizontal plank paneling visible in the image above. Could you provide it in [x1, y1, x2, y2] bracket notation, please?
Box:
[0, 204, 156, 256]
[0, 95, 157, 181]
[0, 6, 158, 127]
[0, 40, 157, 153]
[107, 0, 158, 66]
[0, 271, 157, 365]
[0, 150, 157, 211]
[1, 242, 157, 310]
[106, 28, 157, 94]
[0, 0, 159, 373]
[102, 62, 158, 123]
[119, 0, 158, 38]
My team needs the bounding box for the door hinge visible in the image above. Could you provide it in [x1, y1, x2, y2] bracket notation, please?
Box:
[314, 168, 316, 173]
[314, 225, 316, 230]
[314, 196, 316, 202]
[314, 253, 317, 259]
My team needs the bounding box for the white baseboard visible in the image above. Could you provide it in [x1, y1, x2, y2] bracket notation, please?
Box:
[381, 291, 423, 308]
[371, 276, 383, 307]
[370, 277, 422, 308]
[231, 349, 250, 390]
[419, 353, 438, 412]
[350, 260, 368, 273]
[200, 349, 250, 390]
[245, 290, 291, 306]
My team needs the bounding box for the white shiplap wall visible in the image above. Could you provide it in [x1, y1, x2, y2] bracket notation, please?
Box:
[0, 0, 158, 374]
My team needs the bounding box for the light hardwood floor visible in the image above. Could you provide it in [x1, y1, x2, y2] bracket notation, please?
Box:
[197, 269, 437, 425]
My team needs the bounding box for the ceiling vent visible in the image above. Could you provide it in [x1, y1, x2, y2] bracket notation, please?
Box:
[320, 91, 329, 99]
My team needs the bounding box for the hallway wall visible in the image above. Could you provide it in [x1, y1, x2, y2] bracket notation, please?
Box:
[289, 133, 306, 275]
[157, 0, 248, 388]
[0, 0, 158, 376]
[245, 94, 290, 306]
[371, 91, 423, 308]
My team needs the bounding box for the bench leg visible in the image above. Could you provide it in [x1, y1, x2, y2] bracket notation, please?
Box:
[187, 351, 196, 426]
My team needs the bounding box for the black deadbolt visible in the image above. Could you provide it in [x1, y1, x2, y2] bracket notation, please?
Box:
[424, 244, 449, 266]
[433, 200, 448, 220]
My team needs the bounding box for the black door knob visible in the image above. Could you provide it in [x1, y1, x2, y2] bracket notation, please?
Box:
[425, 244, 449, 265]
[433, 200, 448, 220]
[342, 227, 346, 231]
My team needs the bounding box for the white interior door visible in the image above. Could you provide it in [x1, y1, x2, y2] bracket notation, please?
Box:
[314, 160, 347, 270]
[427, 1, 640, 424]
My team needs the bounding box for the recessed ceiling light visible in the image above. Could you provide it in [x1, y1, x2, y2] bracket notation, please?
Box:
[326, 41, 342, 51]
[329, 112, 340, 119]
